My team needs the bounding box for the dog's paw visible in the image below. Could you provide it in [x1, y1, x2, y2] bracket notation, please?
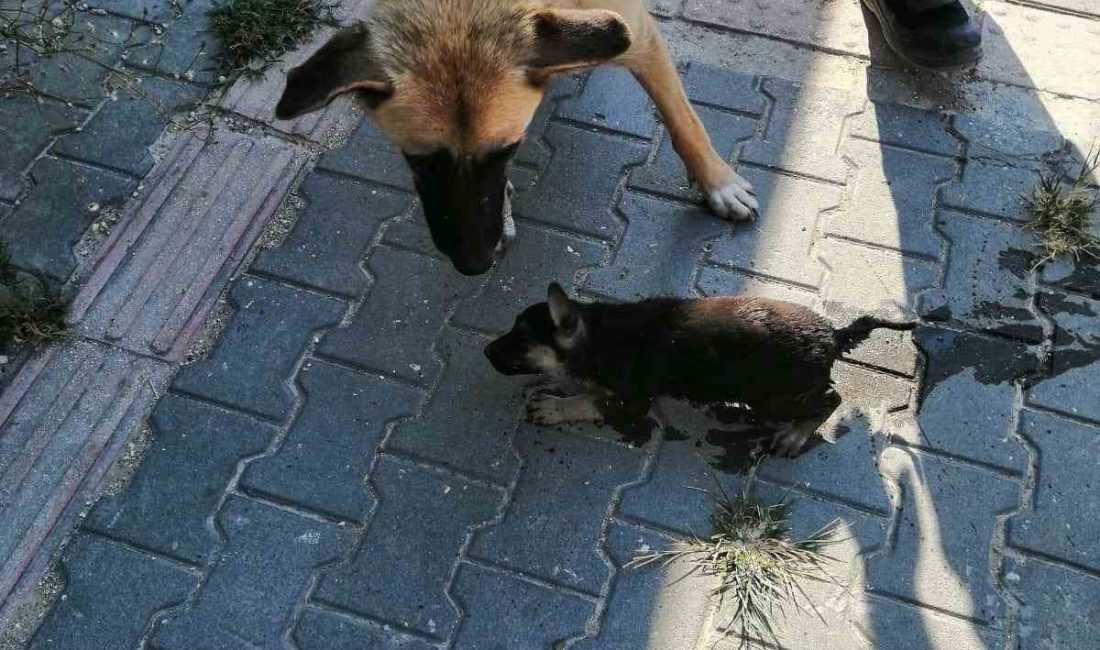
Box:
[704, 171, 759, 221]
[526, 393, 566, 426]
[769, 424, 813, 458]
[496, 180, 517, 253]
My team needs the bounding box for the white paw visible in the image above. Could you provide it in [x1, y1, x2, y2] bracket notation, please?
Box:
[769, 423, 812, 458]
[496, 180, 517, 253]
[526, 394, 565, 426]
[705, 172, 758, 221]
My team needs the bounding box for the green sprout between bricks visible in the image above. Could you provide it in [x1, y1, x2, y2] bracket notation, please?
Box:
[1024, 148, 1100, 268]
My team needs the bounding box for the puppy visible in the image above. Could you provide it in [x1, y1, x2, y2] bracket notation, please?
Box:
[484, 284, 916, 456]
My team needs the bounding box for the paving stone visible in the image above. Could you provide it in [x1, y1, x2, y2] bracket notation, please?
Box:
[85, 394, 274, 564]
[70, 127, 309, 361]
[0, 96, 82, 201]
[317, 246, 480, 384]
[627, 104, 757, 203]
[848, 101, 957, 157]
[585, 192, 724, 300]
[240, 360, 420, 523]
[24, 14, 141, 106]
[294, 607, 436, 650]
[3, 157, 133, 280]
[511, 122, 649, 238]
[1028, 290, 1100, 422]
[173, 275, 346, 420]
[1010, 410, 1100, 572]
[979, 2, 1100, 102]
[706, 167, 838, 288]
[315, 457, 499, 639]
[52, 77, 202, 177]
[645, 0, 683, 19]
[449, 563, 592, 648]
[317, 118, 415, 191]
[838, 324, 920, 377]
[954, 113, 1066, 163]
[152, 496, 354, 650]
[825, 137, 953, 259]
[514, 73, 585, 168]
[740, 78, 863, 184]
[453, 223, 604, 332]
[556, 65, 657, 138]
[252, 171, 412, 298]
[696, 264, 818, 305]
[27, 534, 195, 650]
[571, 523, 710, 649]
[817, 237, 937, 321]
[683, 0, 870, 57]
[832, 360, 913, 415]
[385, 327, 522, 484]
[128, 0, 220, 84]
[470, 424, 642, 594]
[1006, 555, 1100, 650]
[869, 447, 1019, 623]
[908, 328, 1038, 472]
[681, 63, 764, 114]
[919, 210, 1043, 342]
[89, 0, 176, 23]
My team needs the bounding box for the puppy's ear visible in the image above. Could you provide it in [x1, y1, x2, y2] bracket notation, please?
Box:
[525, 9, 632, 74]
[275, 23, 393, 120]
[547, 282, 578, 334]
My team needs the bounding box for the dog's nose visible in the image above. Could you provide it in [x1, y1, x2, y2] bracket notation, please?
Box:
[452, 255, 493, 276]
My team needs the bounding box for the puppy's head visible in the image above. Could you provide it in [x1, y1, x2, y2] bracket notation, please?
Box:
[484, 283, 586, 375]
[275, 8, 631, 276]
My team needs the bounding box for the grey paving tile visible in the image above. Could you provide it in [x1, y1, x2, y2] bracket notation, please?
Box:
[27, 534, 195, 650]
[706, 167, 838, 288]
[294, 607, 436, 650]
[741, 78, 863, 184]
[315, 457, 499, 639]
[128, 0, 220, 84]
[71, 129, 308, 361]
[469, 424, 643, 594]
[681, 63, 763, 114]
[585, 192, 725, 301]
[627, 104, 757, 203]
[826, 137, 953, 259]
[239, 360, 420, 522]
[89, 0, 176, 23]
[571, 523, 710, 649]
[511, 122, 649, 238]
[0, 96, 82, 201]
[85, 394, 274, 564]
[24, 14, 141, 106]
[152, 496, 354, 650]
[920, 210, 1043, 342]
[252, 171, 412, 298]
[954, 113, 1065, 162]
[683, 0, 870, 57]
[452, 223, 604, 333]
[817, 237, 938, 321]
[385, 327, 522, 484]
[1010, 410, 1100, 572]
[556, 66, 657, 138]
[52, 77, 202, 177]
[0, 341, 170, 613]
[316, 246, 480, 384]
[1006, 555, 1100, 650]
[450, 563, 592, 649]
[696, 264, 818, 305]
[908, 328, 1038, 473]
[941, 158, 1046, 223]
[3, 158, 133, 281]
[1028, 290, 1100, 423]
[317, 118, 414, 191]
[173, 275, 346, 420]
[848, 101, 957, 156]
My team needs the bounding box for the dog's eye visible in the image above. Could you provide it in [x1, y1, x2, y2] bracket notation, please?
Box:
[481, 142, 520, 165]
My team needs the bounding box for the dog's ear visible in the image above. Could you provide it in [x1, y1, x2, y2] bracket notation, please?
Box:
[547, 282, 578, 334]
[525, 9, 632, 73]
[276, 23, 393, 120]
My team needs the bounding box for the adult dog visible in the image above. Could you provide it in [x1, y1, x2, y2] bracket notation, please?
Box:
[276, 0, 759, 275]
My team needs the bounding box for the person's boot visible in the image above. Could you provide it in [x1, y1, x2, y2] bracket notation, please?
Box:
[862, 0, 982, 68]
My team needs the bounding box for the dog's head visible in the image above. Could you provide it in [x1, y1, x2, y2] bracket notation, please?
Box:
[484, 282, 586, 375]
[276, 7, 632, 275]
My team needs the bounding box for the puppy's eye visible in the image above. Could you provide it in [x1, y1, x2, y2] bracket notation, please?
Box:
[481, 142, 520, 166]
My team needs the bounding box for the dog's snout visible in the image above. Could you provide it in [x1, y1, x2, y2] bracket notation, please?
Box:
[452, 253, 494, 277]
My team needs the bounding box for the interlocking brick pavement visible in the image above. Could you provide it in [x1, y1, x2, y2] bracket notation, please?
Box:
[6, 0, 1100, 648]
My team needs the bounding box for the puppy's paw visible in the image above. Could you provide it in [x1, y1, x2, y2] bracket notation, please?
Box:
[496, 180, 517, 253]
[703, 170, 758, 221]
[527, 393, 566, 427]
[769, 424, 813, 458]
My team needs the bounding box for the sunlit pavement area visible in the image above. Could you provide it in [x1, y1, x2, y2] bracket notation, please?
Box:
[2, 0, 1100, 647]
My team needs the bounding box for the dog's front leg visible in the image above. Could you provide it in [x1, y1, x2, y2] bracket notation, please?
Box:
[624, 29, 758, 220]
[527, 393, 603, 426]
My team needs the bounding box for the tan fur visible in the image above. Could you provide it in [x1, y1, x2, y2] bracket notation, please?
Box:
[525, 345, 564, 373]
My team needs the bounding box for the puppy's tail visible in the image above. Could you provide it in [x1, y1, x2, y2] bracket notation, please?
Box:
[834, 316, 918, 354]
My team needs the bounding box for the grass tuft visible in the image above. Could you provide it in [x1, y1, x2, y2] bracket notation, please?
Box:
[208, 0, 336, 82]
[629, 475, 841, 648]
[0, 241, 67, 351]
[1023, 149, 1100, 266]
